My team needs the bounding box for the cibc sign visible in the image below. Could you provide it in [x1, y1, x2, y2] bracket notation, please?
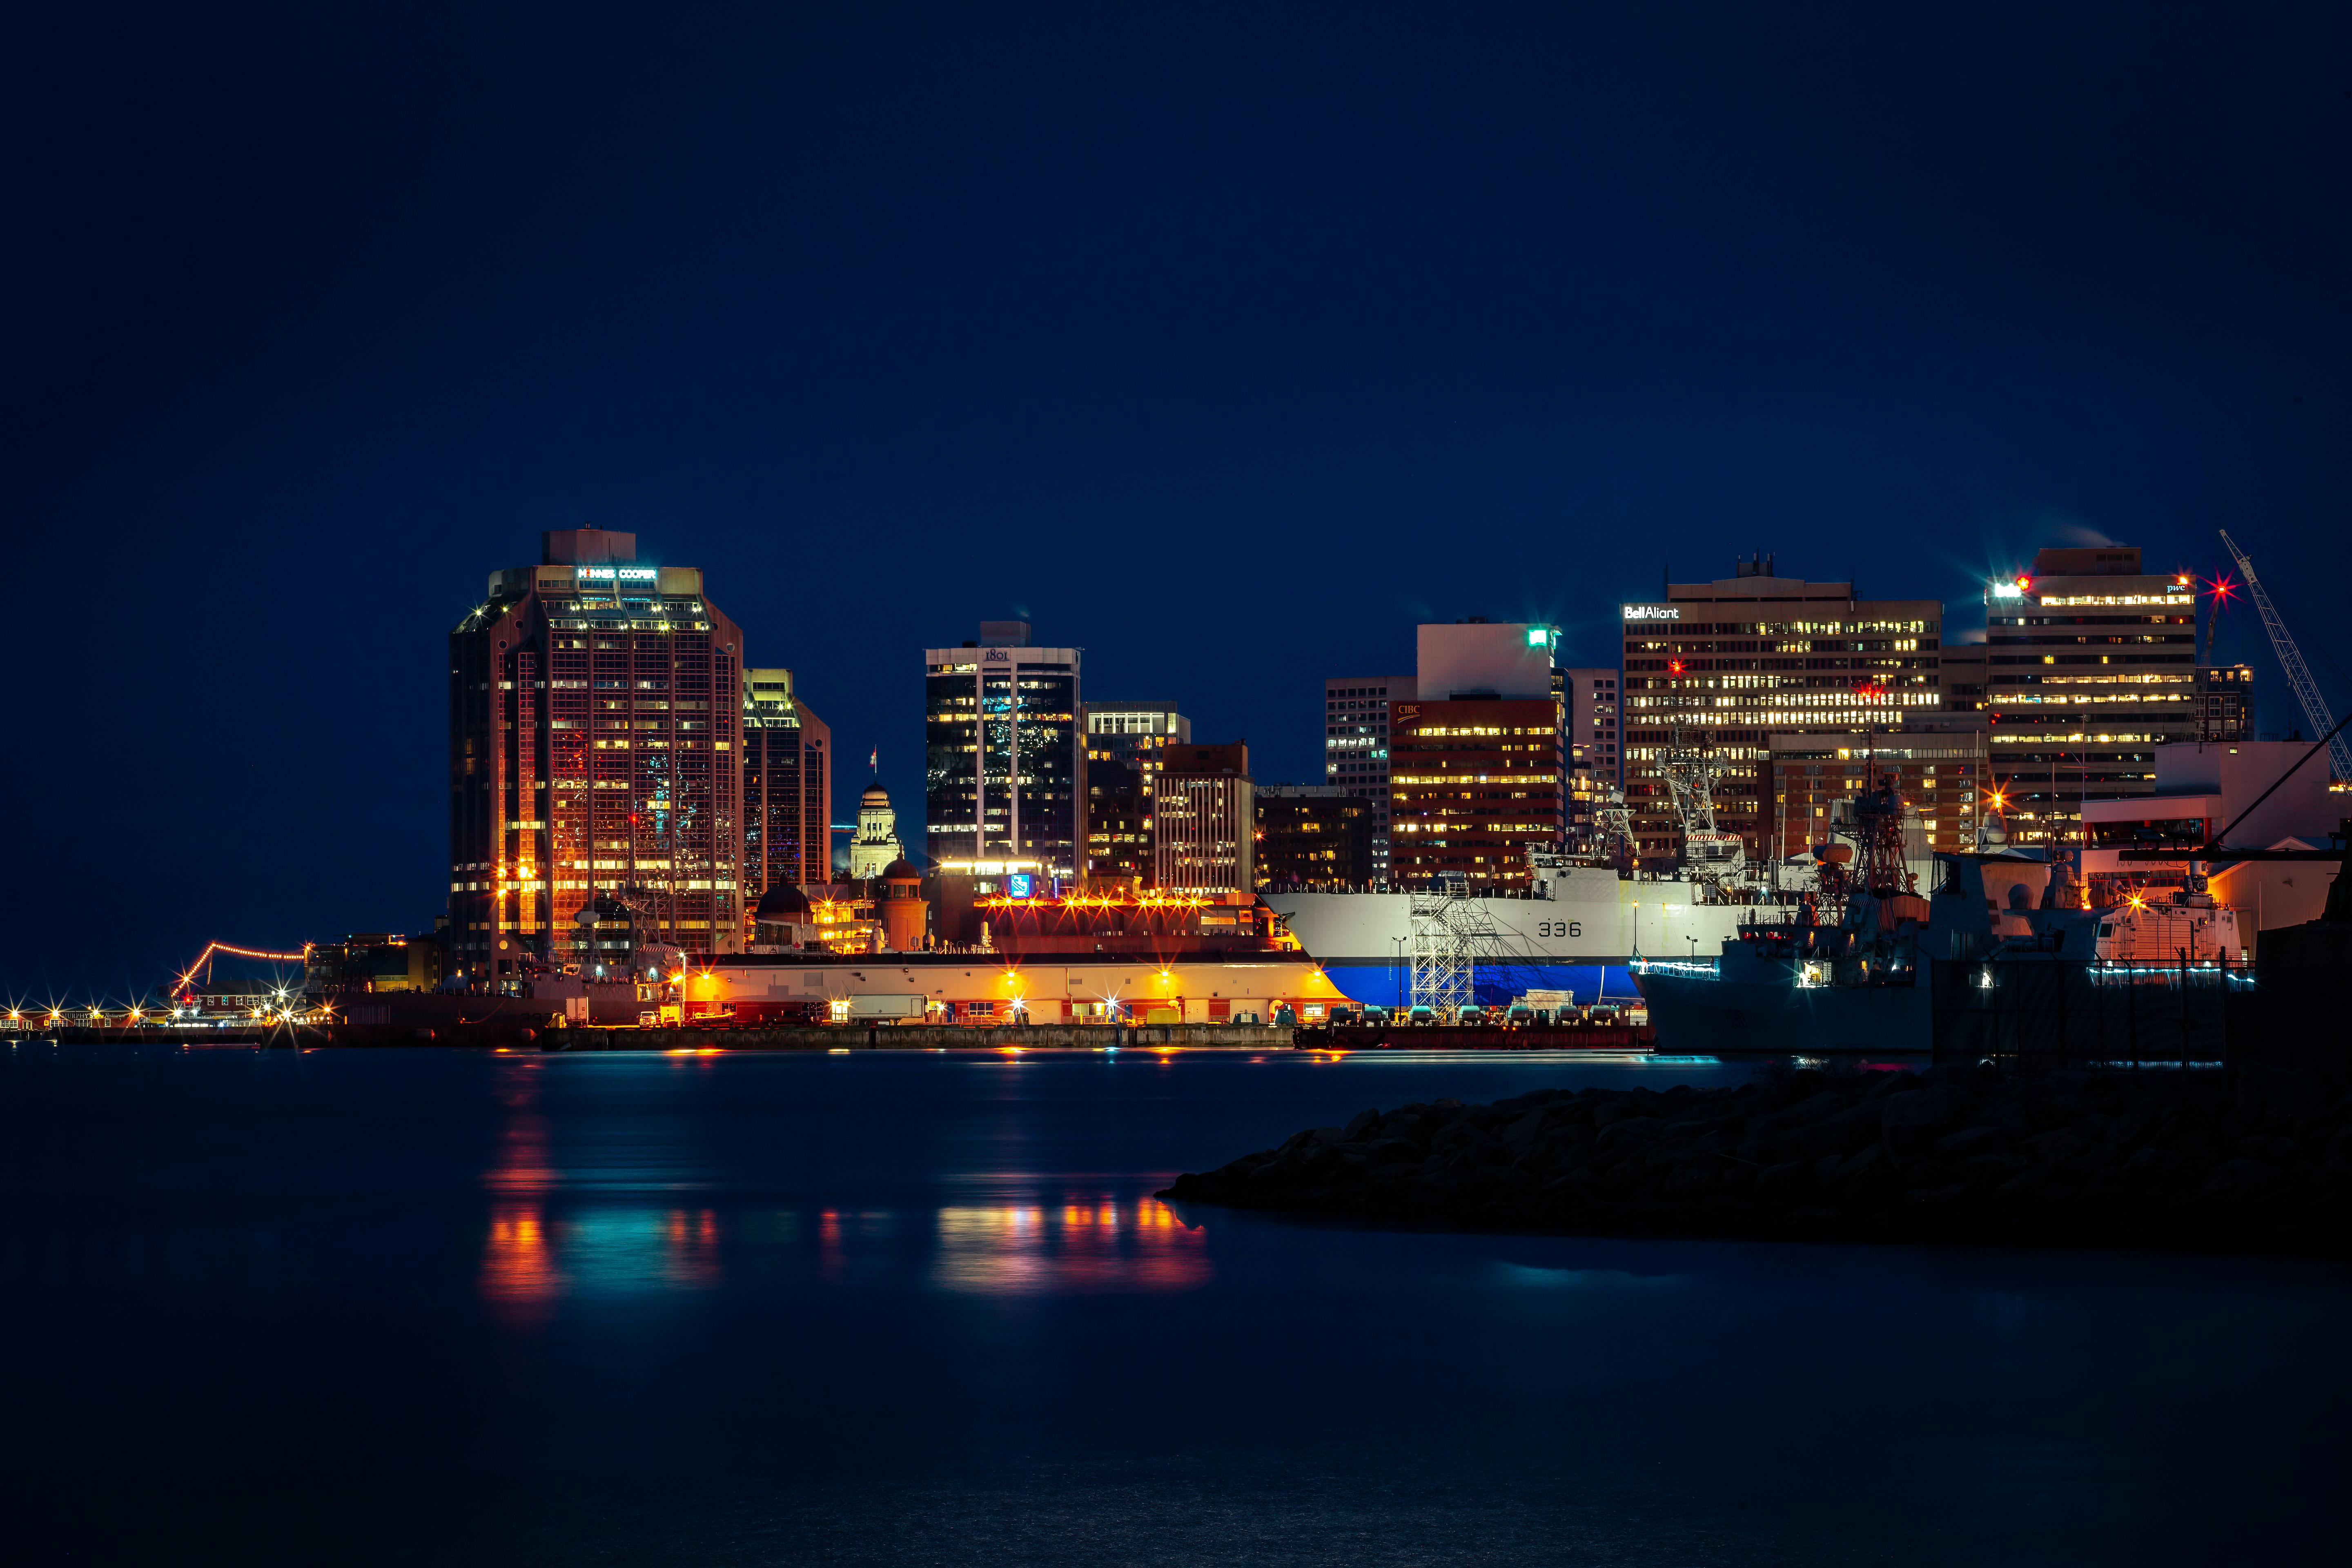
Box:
[1622, 604, 1679, 621]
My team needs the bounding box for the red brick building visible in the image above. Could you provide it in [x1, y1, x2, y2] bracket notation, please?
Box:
[1385, 698, 1565, 889]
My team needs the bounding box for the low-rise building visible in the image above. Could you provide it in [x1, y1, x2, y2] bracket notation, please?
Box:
[1255, 784, 1376, 890]
[2080, 739, 2346, 947]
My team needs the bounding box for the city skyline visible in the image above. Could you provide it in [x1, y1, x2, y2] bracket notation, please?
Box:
[7, 7, 2348, 995]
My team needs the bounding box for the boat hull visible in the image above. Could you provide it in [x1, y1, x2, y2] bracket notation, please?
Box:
[1635, 969, 1930, 1054]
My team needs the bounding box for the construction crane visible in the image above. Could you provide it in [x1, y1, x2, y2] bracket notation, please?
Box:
[2217, 530, 2352, 782]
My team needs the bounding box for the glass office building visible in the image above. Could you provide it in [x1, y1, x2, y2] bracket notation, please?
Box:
[924, 621, 1082, 881]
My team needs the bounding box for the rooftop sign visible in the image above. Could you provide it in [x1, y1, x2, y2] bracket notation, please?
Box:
[1622, 604, 1679, 621]
[578, 566, 659, 583]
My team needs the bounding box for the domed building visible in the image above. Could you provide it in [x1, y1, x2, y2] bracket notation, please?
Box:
[751, 881, 814, 949]
[847, 780, 906, 880]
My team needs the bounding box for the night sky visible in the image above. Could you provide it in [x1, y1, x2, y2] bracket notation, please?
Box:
[6, 3, 2347, 998]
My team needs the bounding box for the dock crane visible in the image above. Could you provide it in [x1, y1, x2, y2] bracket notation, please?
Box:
[2218, 529, 2352, 782]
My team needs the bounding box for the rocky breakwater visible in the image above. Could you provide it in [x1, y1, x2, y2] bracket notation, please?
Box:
[1159, 1067, 2352, 1257]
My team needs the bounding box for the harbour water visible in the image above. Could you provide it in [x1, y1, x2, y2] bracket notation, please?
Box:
[2, 1045, 2345, 1565]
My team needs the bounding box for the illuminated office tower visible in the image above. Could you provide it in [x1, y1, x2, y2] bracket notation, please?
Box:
[1386, 620, 1566, 889]
[924, 621, 1082, 881]
[450, 528, 745, 981]
[1620, 555, 1940, 871]
[1154, 742, 1254, 894]
[743, 667, 831, 900]
[1978, 546, 2250, 846]
[1323, 675, 1411, 881]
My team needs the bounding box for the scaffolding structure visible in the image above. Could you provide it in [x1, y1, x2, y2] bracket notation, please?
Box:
[1588, 786, 1637, 866]
[1659, 728, 1747, 888]
[1409, 873, 1503, 1018]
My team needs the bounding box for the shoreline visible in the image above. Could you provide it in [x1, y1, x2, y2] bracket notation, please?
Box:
[1158, 1065, 2352, 1260]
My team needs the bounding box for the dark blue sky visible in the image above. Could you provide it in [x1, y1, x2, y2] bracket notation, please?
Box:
[6, 3, 2347, 998]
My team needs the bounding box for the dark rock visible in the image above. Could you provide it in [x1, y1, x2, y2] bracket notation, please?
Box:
[1595, 1117, 1667, 1157]
[1908, 1183, 1975, 1205]
[1879, 1089, 1958, 1131]
[2025, 1129, 2091, 1165]
[1154, 1071, 2352, 1259]
[1936, 1125, 2007, 1157]
[2201, 1159, 2283, 1200]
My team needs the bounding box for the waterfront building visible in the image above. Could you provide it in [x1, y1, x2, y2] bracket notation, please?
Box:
[876, 858, 928, 951]
[2080, 739, 2343, 946]
[1254, 784, 1376, 889]
[1154, 742, 1254, 894]
[1559, 664, 1620, 851]
[303, 932, 444, 994]
[1082, 702, 1188, 888]
[1388, 698, 1566, 888]
[846, 780, 906, 880]
[1620, 556, 1940, 873]
[1764, 728, 1989, 862]
[743, 668, 831, 909]
[1323, 675, 1411, 882]
[450, 528, 745, 980]
[1385, 620, 1565, 890]
[1978, 547, 2251, 846]
[923, 621, 1082, 884]
[1082, 757, 1152, 889]
[1084, 702, 1190, 783]
[1561, 666, 1621, 782]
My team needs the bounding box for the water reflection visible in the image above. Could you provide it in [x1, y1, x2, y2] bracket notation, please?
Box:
[483, 1195, 1207, 1321]
[481, 1203, 564, 1326]
[933, 1196, 1208, 1295]
[485, 1060, 555, 1196]
[664, 1208, 723, 1289]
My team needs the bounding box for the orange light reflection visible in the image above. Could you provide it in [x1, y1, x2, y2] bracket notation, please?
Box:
[932, 1195, 1207, 1295]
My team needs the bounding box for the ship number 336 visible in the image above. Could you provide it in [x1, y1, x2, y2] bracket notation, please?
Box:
[1536, 921, 1583, 938]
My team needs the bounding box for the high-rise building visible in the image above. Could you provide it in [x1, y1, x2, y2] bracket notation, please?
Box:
[1620, 557, 1940, 871]
[1561, 666, 1621, 782]
[924, 621, 1082, 882]
[450, 528, 745, 981]
[1082, 757, 1152, 887]
[1765, 730, 1989, 860]
[1085, 704, 1190, 771]
[1323, 675, 1410, 882]
[1255, 784, 1376, 889]
[1386, 620, 1566, 889]
[743, 667, 831, 905]
[1978, 547, 2252, 846]
[1388, 699, 1566, 887]
[1559, 665, 1620, 851]
[1154, 742, 1254, 893]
